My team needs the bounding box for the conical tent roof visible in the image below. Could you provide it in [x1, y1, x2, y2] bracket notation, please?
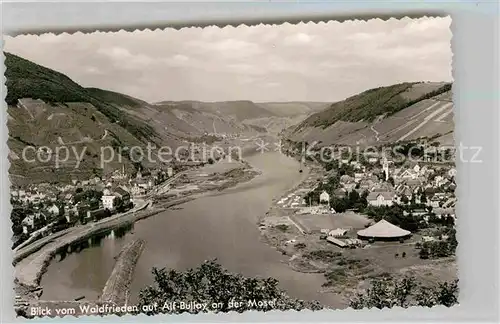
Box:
[357, 219, 411, 238]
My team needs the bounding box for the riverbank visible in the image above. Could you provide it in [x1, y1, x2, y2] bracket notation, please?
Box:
[15, 240, 146, 318]
[13, 205, 161, 301]
[14, 159, 260, 303]
[256, 158, 458, 305]
[100, 239, 145, 305]
[13, 200, 149, 265]
[33, 150, 347, 309]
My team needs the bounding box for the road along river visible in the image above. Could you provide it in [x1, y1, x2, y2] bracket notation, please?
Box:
[40, 151, 344, 308]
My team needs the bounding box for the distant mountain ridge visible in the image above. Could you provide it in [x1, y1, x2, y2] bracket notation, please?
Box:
[6, 52, 453, 186]
[4, 52, 328, 185]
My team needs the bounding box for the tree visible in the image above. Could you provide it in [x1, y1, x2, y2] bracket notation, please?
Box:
[137, 260, 324, 315]
[416, 280, 459, 307]
[350, 276, 458, 309]
[11, 208, 27, 236]
[348, 190, 360, 206]
[330, 198, 348, 213]
[350, 277, 416, 309]
[401, 194, 409, 205]
[447, 228, 458, 254]
[419, 246, 430, 259]
[33, 214, 47, 230]
[435, 280, 459, 307]
[419, 234, 456, 259]
[115, 197, 125, 212]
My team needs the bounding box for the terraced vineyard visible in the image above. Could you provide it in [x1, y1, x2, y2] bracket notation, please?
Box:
[283, 82, 454, 147]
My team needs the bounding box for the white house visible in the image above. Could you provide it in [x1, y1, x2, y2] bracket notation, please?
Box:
[319, 191, 330, 204]
[434, 175, 444, 187]
[329, 228, 348, 237]
[367, 191, 395, 207]
[131, 185, 146, 196]
[427, 195, 441, 208]
[350, 161, 362, 169]
[135, 178, 153, 189]
[22, 214, 35, 228]
[354, 173, 365, 183]
[102, 195, 116, 210]
[167, 167, 174, 177]
[47, 204, 60, 216]
[448, 168, 457, 178]
[399, 169, 418, 180]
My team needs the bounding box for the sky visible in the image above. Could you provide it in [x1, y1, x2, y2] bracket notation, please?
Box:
[5, 16, 452, 103]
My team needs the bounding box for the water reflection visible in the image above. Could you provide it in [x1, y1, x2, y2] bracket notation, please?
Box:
[54, 223, 134, 261]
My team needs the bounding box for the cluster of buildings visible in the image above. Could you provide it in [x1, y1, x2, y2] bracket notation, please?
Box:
[273, 142, 458, 254]
[11, 184, 133, 237]
[11, 165, 175, 242]
[110, 165, 174, 196]
[273, 155, 457, 250]
[327, 158, 457, 218]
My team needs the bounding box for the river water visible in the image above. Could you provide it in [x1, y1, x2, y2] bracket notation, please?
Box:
[40, 151, 343, 307]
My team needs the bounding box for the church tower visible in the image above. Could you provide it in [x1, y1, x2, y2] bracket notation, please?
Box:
[383, 158, 389, 181]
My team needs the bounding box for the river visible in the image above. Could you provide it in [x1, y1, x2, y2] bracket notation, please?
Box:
[40, 151, 343, 308]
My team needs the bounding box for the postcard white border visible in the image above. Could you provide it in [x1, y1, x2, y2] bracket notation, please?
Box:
[1, 1, 499, 323]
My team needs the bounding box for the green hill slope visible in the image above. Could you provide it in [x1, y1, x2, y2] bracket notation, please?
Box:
[5, 52, 166, 184]
[284, 82, 454, 148]
[298, 82, 452, 129]
[5, 52, 156, 142]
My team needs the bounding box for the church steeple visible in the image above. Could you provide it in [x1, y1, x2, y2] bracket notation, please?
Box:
[382, 157, 389, 181]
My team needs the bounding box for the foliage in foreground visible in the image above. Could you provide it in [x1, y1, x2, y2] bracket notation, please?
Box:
[137, 260, 324, 314]
[350, 276, 459, 309]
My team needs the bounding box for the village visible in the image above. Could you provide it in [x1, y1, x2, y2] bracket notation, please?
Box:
[10, 165, 178, 250]
[259, 142, 458, 300]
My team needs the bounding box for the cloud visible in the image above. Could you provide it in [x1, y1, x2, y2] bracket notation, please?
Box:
[283, 32, 314, 45]
[4, 16, 452, 102]
[84, 66, 103, 75]
[97, 46, 156, 70]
